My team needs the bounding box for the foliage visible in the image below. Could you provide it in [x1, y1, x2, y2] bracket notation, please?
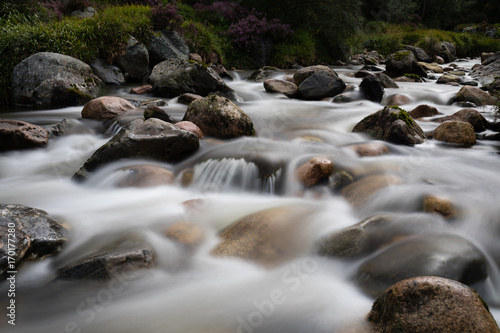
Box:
[269, 29, 319, 68]
[150, 2, 184, 31]
[181, 19, 225, 61]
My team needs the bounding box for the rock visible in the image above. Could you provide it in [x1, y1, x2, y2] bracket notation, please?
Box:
[341, 174, 404, 208]
[115, 36, 150, 82]
[434, 55, 445, 64]
[362, 65, 383, 72]
[347, 142, 390, 157]
[394, 74, 424, 83]
[293, 65, 338, 86]
[74, 118, 199, 180]
[404, 45, 432, 62]
[182, 95, 254, 139]
[147, 30, 189, 67]
[352, 106, 426, 145]
[178, 93, 202, 105]
[297, 71, 346, 100]
[211, 63, 233, 80]
[0, 204, 66, 279]
[385, 94, 411, 106]
[438, 108, 487, 132]
[189, 53, 203, 62]
[360, 75, 384, 103]
[471, 52, 500, 84]
[481, 76, 500, 95]
[81, 96, 136, 121]
[174, 121, 204, 139]
[436, 74, 462, 85]
[481, 52, 495, 64]
[50, 119, 95, 137]
[211, 206, 315, 267]
[295, 157, 334, 187]
[263, 79, 298, 98]
[130, 85, 153, 95]
[149, 59, 236, 100]
[452, 86, 496, 106]
[114, 164, 175, 188]
[0, 119, 49, 151]
[447, 70, 465, 76]
[409, 104, 441, 119]
[374, 72, 399, 89]
[143, 104, 173, 123]
[433, 121, 476, 145]
[247, 66, 282, 82]
[89, 58, 126, 85]
[357, 234, 488, 297]
[165, 221, 205, 250]
[423, 194, 457, 219]
[71, 6, 96, 18]
[440, 42, 456, 63]
[418, 61, 444, 73]
[11, 52, 102, 107]
[57, 234, 154, 280]
[332, 93, 356, 103]
[385, 50, 427, 78]
[354, 70, 371, 78]
[368, 276, 500, 333]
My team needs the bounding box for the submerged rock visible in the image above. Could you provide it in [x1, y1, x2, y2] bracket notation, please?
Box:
[434, 121, 476, 146]
[295, 157, 334, 187]
[423, 194, 457, 219]
[347, 142, 390, 157]
[74, 118, 199, 180]
[340, 174, 404, 208]
[211, 206, 316, 267]
[81, 96, 136, 121]
[0, 204, 66, 279]
[11, 52, 102, 107]
[183, 95, 254, 139]
[368, 276, 500, 333]
[113, 164, 175, 188]
[0, 119, 49, 151]
[357, 233, 488, 297]
[352, 106, 426, 145]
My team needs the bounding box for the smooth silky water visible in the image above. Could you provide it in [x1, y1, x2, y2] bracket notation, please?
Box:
[1, 60, 500, 332]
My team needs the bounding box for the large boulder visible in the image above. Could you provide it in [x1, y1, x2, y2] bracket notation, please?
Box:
[247, 66, 283, 82]
[368, 276, 500, 333]
[352, 106, 426, 145]
[451, 86, 497, 106]
[433, 121, 476, 146]
[0, 204, 66, 279]
[182, 95, 254, 139]
[297, 71, 346, 100]
[89, 58, 125, 85]
[115, 36, 150, 82]
[149, 59, 236, 100]
[374, 72, 399, 89]
[11, 52, 102, 107]
[360, 75, 385, 103]
[74, 118, 199, 180]
[293, 65, 338, 86]
[147, 30, 189, 67]
[211, 206, 315, 267]
[404, 45, 432, 63]
[357, 233, 488, 297]
[471, 51, 500, 84]
[385, 50, 427, 78]
[438, 108, 487, 132]
[0, 119, 49, 151]
[81, 96, 136, 121]
[439, 41, 456, 63]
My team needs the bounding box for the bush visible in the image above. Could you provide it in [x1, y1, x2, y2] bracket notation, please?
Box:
[151, 2, 184, 31]
[182, 19, 225, 61]
[269, 29, 318, 67]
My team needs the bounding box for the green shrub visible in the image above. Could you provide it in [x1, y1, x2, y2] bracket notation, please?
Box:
[181, 20, 225, 62]
[269, 29, 318, 68]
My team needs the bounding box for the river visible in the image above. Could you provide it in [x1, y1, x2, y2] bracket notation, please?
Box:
[1, 60, 500, 332]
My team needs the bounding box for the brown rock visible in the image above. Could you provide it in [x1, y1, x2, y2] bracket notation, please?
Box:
[341, 174, 404, 208]
[295, 157, 334, 187]
[434, 55, 445, 64]
[211, 206, 315, 267]
[114, 165, 175, 188]
[436, 74, 462, 85]
[409, 104, 441, 119]
[165, 221, 205, 249]
[368, 276, 500, 333]
[348, 143, 390, 157]
[438, 108, 487, 132]
[0, 119, 49, 151]
[434, 121, 476, 145]
[481, 52, 495, 64]
[385, 94, 411, 106]
[143, 104, 173, 123]
[419, 62, 444, 73]
[423, 195, 456, 219]
[263, 79, 298, 97]
[81, 96, 136, 120]
[178, 93, 202, 105]
[451, 86, 497, 106]
[130, 85, 153, 95]
[174, 121, 204, 139]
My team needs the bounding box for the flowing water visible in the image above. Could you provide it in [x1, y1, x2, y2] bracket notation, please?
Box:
[2, 60, 500, 332]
